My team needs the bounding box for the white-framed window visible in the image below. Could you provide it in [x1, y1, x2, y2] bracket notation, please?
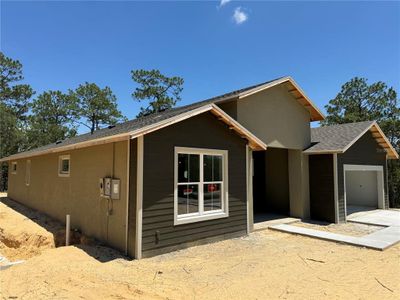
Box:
[25, 160, 31, 186]
[174, 147, 229, 225]
[58, 155, 70, 177]
[11, 162, 17, 174]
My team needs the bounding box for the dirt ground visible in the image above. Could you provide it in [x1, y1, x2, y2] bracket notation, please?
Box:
[1, 196, 400, 300]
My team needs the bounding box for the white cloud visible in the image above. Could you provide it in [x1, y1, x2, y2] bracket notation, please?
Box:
[232, 7, 248, 25]
[219, 0, 232, 8]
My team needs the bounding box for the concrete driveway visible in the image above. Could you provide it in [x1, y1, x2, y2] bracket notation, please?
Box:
[270, 209, 400, 250]
[347, 208, 400, 227]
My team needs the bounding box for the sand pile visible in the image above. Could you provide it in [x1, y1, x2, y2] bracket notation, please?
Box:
[1, 194, 399, 299]
[2, 230, 399, 300]
[0, 200, 58, 260]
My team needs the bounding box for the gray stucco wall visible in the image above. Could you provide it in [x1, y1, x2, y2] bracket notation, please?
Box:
[337, 131, 388, 222]
[231, 85, 311, 150]
[140, 112, 248, 257]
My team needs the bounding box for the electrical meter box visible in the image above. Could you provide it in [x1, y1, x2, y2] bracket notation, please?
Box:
[104, 177, 112, 197]
[111, 179, 120, 200]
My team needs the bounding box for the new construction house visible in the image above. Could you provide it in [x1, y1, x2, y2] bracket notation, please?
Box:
[2, 76, 398, 258]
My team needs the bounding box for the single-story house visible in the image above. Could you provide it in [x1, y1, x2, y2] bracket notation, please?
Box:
[1, 76, 398, 259]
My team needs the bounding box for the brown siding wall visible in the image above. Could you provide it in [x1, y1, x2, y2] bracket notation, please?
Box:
[337, 131, 388, 222]
[7, 141, 129, 251]
[141, 112, 247, 257]
[309, 154, 335, 223]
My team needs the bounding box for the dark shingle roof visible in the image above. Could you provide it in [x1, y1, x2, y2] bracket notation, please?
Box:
[2, 77, 284, 161]
[304, 121, 375, 153]
[7, 104, 203, 159]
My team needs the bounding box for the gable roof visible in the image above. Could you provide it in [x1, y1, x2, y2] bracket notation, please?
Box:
[0, 103, 266, 162]
[181, 76, 325, 121]
[0, 76, 322, 162]
[304, 121, 399, 159]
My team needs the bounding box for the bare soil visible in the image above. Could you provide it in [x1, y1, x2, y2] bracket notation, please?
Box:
[1, 195, 399, 299]
[0, 196, 89, 261]
[292, 220, 384, 237]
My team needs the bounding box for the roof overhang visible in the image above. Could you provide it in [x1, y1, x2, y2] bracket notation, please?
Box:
[305, 122, 399, 159]
[127, 104, 267, 151]
[0, 104, 266, 162]
[236, 76, 325, 122]
[358, 122, 398, 159]
[0, 133, 132, 162]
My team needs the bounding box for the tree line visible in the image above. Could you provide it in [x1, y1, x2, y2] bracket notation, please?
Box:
[0, 52, 184, 190]
[0, 52, 399, 207]
[322, 77, 400, 207]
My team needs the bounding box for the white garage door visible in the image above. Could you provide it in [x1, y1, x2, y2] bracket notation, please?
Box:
[345, 171, 378, 207]
[344, 165, 385, 212]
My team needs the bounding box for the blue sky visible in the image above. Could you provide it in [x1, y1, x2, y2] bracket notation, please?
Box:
[1, 1, 399, 131]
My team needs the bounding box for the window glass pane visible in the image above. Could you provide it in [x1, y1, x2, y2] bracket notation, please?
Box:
[178, 153, 199, 183]
[203, 183, 222, 211]
[61, 159, 69, 173]
[177, 184, 199, 215]
[204, 155, 223, 182]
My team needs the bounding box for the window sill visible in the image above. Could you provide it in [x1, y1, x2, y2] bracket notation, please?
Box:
[58, 173, 70, 177]
[174, 211, 229, 226]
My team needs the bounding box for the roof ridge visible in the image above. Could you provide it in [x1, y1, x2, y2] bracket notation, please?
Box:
[313, 120, 375, 130]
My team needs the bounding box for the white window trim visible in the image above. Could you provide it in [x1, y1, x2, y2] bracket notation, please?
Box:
[11, 162, 17, 174]
[174, 147, 229, 226]
[58, 155, 71, 177]
[25, 160, 31, 186]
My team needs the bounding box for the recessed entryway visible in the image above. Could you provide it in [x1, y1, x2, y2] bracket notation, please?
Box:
[343, 165, 385, 219]
[252, 148, 290, 224]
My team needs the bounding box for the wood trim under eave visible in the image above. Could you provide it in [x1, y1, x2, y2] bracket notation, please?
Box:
[304, 150, 343, 155]
[128, 104, 267, 151]
[209, 105, 267, 151]
[370, 123, 399, 159]
[135, 135, 144, 259]
[341, 122, 399, 159]
[237, 77, 325, 122]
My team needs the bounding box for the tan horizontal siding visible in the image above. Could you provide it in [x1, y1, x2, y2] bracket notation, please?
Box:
[8, 140, 129, 252]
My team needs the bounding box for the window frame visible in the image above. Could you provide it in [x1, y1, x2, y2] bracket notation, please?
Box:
[11, 162, 17, 175]
[58, 155, 71, 177]
[174, 147, 229, 225]
[25, 160, 31, 186]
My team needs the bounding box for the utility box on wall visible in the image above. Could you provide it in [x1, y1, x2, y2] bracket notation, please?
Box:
[104, 178, 112, 197]
[111, 179, 120, 200]
[99, 177, 120, 199]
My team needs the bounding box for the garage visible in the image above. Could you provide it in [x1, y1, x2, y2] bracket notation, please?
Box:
[344, 165, 385, 215]
[306, 121, 398, 223]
